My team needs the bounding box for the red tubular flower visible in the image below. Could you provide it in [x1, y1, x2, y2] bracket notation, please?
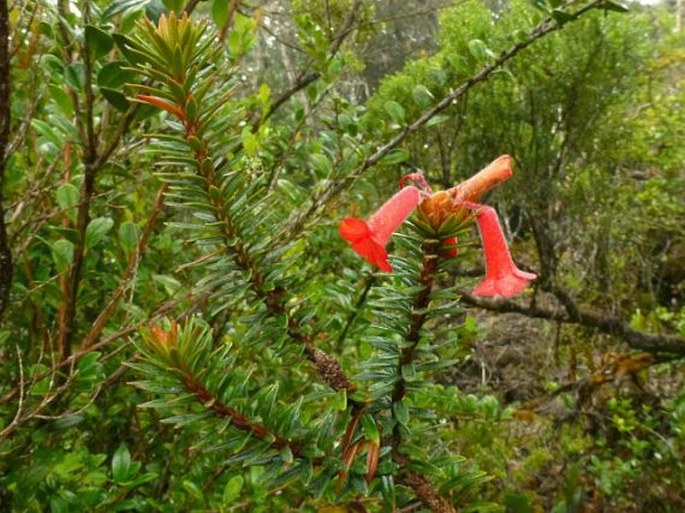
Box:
[339, 155, 536, 298]
[470, 205, 537, 298]
[339, 186, 421, 272]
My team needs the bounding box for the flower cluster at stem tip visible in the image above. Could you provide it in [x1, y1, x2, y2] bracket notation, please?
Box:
[339, 155, 537, 298]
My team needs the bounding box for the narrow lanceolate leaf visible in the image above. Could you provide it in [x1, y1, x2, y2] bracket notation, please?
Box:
[137, 94, 185, 119]
[360, 413, 380, 444]
[212, 0, 230, 28]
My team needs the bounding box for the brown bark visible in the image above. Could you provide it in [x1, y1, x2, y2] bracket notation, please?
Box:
[460, 291, 685, 356]
[0, 0, 13, 320]
[397, 469, 458, 513]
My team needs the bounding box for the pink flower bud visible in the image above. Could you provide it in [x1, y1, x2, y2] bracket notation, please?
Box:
[470, 205, 537, 298]
[339, 186, 421, 272]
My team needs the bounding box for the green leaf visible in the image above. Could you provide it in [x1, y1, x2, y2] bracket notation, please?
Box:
[467, 39, 489, 62]
[228, 29, 242, 58]
[531, 0, 549, 12]
[277, 179, 305, 204]
[97, 61, 135, 89]
[182, 480, 204, 500]
[412, 85, 434, 108]
[332, 388, 347, 412]
[102, 0, 145, 20]
[551, 8, 575, 25]
[144, 0, 166, 23]
[222, 475, 244, 503]
[241, 130, 259, 156]
[360, 413, 380, 444]
[101, 88, 130, 112]
[112, 444, 132, 484]
[602, 0, 629, 12]
[118, 221, 139, 255]
[212, 0, 229, 27]
[55, 182, 79, 215]
[41, 53, 64, 74]
[379, 148, 410, 165]
[258, 83, 270, 108]
[280, 445, 294, 464]
[381, 475, 395, 505]
[51, 239, 74, 273]
[393, 402, 410, 425]
[128, 472, 159, 488]
[384, 100, 405, 124]
[32, 119, 64, 148]
[339, 113, 358, 136]
[426, 114, 450, 127]
[153, 274, 182, 296]
[300, 459, 314, 485]
[113, 33, 146, 66]
[54, 414, 85, 429]
[77, 352, 102, 372]
[29, 369, 51, 397]
[85, 25, 114, 60]
[48, 85, 73, 117]
[310, 153, 332, 178]
[504, 493, 533, 513]
[86, 217, 114, 248]
[64, 63, 85, 93]
[401, 363, 417, 382]
[162, 0, 185, 13]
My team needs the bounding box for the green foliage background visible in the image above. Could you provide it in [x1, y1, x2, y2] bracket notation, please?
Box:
[0, 0, 683, 512]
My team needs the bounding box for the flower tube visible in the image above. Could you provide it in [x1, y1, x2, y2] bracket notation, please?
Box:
[339, 186, 422, 272]
[470, 205, 537, 297]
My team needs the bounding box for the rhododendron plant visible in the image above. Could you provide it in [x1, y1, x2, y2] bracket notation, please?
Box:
[340, 155, 536, 298]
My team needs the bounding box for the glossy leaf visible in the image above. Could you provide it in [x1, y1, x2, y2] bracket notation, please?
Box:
[85, 25, 114, 60]
[112, 444, 133, 484]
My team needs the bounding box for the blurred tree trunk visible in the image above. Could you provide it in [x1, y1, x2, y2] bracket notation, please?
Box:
[0, 0, 13, 320]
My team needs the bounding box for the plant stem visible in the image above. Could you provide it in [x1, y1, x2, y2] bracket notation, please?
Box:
[181, 367, 300, 453]
[391, 241, 438, 452]
[387, 241, 458, 512]
[82, 184, 169, 348]
[187, 110, 359, 399]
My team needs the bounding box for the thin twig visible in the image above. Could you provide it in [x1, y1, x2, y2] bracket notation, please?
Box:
[57, 2, 101, 359]
[260, 0, 363, 125]
[82, 183, 169, 348]
[34, 363, 130, 420]
[336, 274, 375, 353]
[0, 346, 25, 439]
[0, 288, 211, 409]
[180, 366, 301, 453]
